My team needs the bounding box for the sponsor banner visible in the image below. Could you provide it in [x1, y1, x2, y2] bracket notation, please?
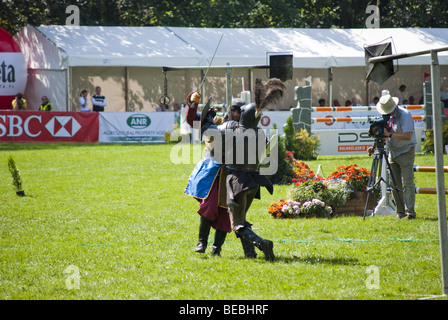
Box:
[99, 112, 176, 143]
[315, 127, 424, 155]
[0, 111, 98, 142]
[259, 111, 290, 135]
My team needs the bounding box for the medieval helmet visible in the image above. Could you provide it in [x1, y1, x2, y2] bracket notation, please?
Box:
[239, 103, 260, 129]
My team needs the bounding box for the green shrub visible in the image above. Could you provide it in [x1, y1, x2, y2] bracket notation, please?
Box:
[282, 116, 320, 160]
[287, 179, 352, 208]
[422, 120, 448, 154]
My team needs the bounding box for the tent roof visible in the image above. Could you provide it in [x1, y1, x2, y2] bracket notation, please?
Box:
[14, 25, 448, 69]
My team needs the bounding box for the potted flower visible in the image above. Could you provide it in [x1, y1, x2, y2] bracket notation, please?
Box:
[327, 164, 378, 216]
[268, 199, 301, 219]
[300, 199, 332, 218]
[327, 164, 370, 191]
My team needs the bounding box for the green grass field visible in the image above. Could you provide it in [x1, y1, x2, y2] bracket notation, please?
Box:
[1, 142, 447, 300]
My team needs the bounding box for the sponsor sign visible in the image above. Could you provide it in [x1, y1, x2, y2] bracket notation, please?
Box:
[258, 111, 290, 135]
[0, 111, 99, 142]
[0, 27, 27, 109]
[99, 112, 176, 143]
[315, 127, 424, 155]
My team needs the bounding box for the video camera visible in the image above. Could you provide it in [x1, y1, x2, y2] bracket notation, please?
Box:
[368, 114, 390, 138]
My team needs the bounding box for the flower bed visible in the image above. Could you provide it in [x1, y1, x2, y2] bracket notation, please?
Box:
[268, 198, 332, 219]
[268, 162, 375, 219]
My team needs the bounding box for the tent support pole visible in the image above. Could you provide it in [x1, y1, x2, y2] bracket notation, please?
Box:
[125, 67, 129, 111]
[66, 67, 72, 112]
[328, 67, 333, 106]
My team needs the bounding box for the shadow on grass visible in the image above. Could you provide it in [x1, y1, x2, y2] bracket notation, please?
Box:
[229, 254, 361, 266]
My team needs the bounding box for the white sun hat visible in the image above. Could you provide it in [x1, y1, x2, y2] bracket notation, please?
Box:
[376, 94, 399, 115]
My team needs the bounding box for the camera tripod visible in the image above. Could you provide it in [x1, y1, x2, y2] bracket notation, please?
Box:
[363, 138, 404, 220]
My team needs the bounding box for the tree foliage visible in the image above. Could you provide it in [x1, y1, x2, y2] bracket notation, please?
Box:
[2, 0, 448, 35]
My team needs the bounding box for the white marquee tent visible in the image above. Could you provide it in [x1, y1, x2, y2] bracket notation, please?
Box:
[14, 25, 448, 111]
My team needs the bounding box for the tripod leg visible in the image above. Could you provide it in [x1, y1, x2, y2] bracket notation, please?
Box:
[363, 155, 380, 220]
[384, 156, 405, 216]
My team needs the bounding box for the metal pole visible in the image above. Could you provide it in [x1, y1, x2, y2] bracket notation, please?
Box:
[226, 67, 231, 114]
[430, 50, 448, 295]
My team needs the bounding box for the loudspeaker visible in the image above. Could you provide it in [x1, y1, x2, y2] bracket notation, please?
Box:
[269, 54, 293, 81]
[365, 42, 395, 84]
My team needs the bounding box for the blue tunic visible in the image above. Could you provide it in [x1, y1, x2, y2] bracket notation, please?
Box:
[185, 158, 221, 200]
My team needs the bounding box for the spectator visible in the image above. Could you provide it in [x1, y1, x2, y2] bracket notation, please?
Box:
[318, 98, 325, 107]
[441, 90, 448, 108]
[79, 89, 90, 112]
[11, 92, 27, 110]
[369, 96, 379, 107]
[332, 99, 341, 106]
[396, 84, 406, 104]
[345, 100, 352, 106]
[91, 86, 107, 112]
[156, 103, 168, 112]
[39, 96, 52, 111]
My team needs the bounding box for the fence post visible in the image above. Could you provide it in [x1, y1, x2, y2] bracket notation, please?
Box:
[424, 80, 432, 130]
[291, 85, 312, 133]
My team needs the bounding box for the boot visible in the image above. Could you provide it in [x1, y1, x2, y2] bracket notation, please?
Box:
[236, 227, 275, 261]
[239, 222, 257, 258]
[210, 229, 227, 257]
[240, 238, 257, 259]
[195, 216, 211, 253]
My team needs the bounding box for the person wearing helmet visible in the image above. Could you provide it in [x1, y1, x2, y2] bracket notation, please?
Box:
[220, 78, 285, 261]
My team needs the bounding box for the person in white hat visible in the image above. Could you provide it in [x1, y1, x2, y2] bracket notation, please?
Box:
[369, 93, 417, 219]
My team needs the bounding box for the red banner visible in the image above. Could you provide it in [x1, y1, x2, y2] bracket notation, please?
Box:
[0, 111, 99, 142]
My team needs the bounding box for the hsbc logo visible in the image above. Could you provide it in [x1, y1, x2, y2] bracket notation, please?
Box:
[0, 115, 81, 138]
[45, 116, 81, 137]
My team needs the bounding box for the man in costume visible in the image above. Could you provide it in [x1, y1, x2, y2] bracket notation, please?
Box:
[184, 92, 233, 256]
[204, 78, 285, 261]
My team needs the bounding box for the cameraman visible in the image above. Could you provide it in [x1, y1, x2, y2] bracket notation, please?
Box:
[368, 92, 417, 219]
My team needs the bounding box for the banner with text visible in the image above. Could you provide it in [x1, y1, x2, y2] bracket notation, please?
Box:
[315, 127, 425, 155]
[0, 111, 98, 142]
[99, 112, 176, 143]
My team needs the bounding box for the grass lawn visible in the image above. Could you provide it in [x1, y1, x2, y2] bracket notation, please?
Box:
[1, 142, 447, 300]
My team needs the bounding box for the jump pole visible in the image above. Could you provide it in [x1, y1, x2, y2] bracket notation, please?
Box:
[369, 47, 448, 295]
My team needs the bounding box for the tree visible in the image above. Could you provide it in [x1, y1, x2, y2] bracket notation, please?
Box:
[2, 0, 448, 36]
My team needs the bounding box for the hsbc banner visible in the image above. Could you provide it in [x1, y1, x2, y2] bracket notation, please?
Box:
[0, 111, 99, 142]
[99, 112, 176, 143]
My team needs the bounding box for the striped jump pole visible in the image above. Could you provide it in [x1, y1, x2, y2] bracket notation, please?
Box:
[415, 187, 448, 195]
[387, 187, 448, 194]
[413, 165, 448, 173]
[311, 105, 424, 112]
[312, 115, 425, 124]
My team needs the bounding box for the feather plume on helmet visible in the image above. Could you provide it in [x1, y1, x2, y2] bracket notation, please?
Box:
[254, 78, 286, 117]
